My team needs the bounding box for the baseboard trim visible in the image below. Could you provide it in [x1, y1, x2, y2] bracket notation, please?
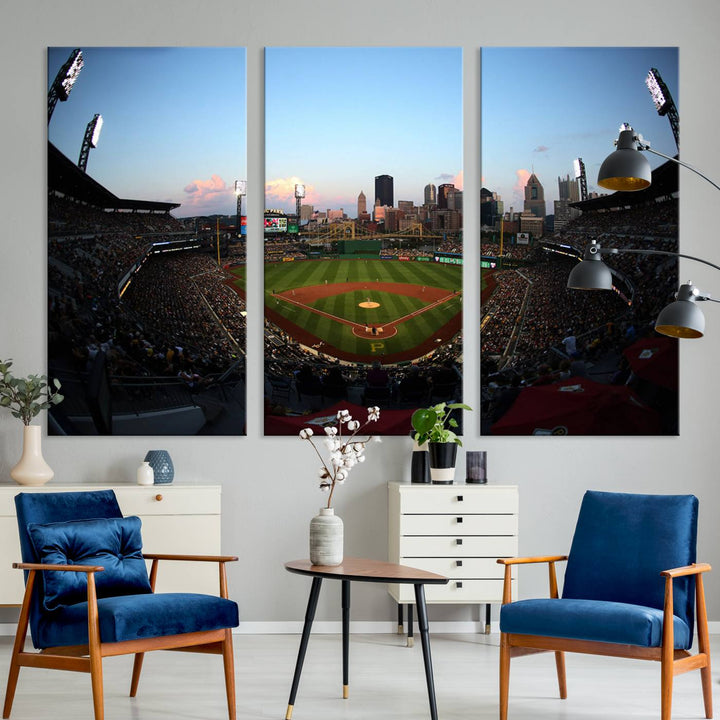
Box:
[3, 621, 720, 636]
[234, 620, 493, 634]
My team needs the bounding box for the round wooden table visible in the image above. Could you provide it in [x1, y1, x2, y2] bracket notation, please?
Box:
[284, 557, 448, 720]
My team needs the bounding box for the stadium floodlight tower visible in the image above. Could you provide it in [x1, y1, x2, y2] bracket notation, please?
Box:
[78, 114, 103, 173]
[646, 67, 679, 152]
[573, 157, 588, 201]
[294, 183, 305, 226]
[48, 48, 84, 124]
[234, 180, 246, 239]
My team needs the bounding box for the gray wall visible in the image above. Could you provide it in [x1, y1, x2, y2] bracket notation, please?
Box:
[1, 0, 720, 626]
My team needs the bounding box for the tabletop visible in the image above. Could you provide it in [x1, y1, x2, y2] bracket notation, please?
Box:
[285, 557, 449, 585]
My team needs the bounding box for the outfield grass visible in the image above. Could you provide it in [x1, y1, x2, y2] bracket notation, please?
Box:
[264, 258, 461, 294]
[260, 258, 462, 358]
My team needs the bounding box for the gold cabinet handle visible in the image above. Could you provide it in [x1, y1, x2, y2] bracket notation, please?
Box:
[155, 494, 163, 502]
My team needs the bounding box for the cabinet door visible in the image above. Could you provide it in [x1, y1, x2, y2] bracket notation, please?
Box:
[0, 518, 24, 605]
[140, 515, 221, 594]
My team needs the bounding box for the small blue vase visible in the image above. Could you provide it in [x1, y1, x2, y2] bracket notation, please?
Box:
[144, 450, 174, 485]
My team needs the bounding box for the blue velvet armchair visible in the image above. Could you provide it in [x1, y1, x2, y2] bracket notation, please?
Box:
[498, 490, 712, 720]
[2, 490, 239, 720]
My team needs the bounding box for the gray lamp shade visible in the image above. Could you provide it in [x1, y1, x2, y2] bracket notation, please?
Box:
[655, 298, 705, 338]
[597, 128, 652, 192]
[567, 257, 613, 290]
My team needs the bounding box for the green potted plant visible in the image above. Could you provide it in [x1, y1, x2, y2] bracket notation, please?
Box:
[0, 359, 63, 486]
[411, 401, 472, 484]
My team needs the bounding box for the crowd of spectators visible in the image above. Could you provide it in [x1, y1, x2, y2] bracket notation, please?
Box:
[380, 247, 433, 258]
[48, 195, 247, 398]
[264, 315, 463, 415]
[481, 243, 538, 260]
[481, 198, 679, 432]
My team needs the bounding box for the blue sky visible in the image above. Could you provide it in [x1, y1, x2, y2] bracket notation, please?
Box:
[482, 47, 679, 214]
[48, 47, 247, 217]
[265, 47, 463, 214]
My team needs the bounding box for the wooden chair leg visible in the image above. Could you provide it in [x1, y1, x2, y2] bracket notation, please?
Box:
[554, 651, 567, 699]
[130, 653, 144, 697]
[222, 629, 236, 720]
[661, 576, 674, 720]
[87, 574, 104, 720]
[660, 659, 673, 720]
[3, 571, 35, 719]
[696, 574, 713, 719]
[499, 633, 510, 720]
[2, 660, 20, 719]
[89, 652, 104, 720]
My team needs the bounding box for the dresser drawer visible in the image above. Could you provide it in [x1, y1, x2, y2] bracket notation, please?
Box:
[114, 486, 221, 517]
[398, 487, 517, 514]
[401, 513, 517, 536]
[400, 535, 518, 557]
[400, 557, 508, 579]
[390, 578, 514, 604]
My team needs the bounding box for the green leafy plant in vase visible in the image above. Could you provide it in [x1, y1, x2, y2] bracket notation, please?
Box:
[411, 402, 472, 484]
[0, 359, 63, 485]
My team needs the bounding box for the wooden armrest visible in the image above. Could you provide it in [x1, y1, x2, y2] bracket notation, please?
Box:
[661, 562, 711, 578]
[13, 562, 104, 573]
[498, 555, 568, 566]
[142, 553, 239, 563]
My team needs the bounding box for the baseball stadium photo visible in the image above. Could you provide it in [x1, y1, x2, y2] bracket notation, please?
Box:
[47, 47, 248, 436]
[263, 47, 463, 434]
[481, 47, 680, 436]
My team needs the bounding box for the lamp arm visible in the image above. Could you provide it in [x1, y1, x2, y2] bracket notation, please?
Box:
[595, 246, 720, 275]
[639, 145, 720, 193]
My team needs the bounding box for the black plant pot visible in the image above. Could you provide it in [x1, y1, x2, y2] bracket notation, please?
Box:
[428, 442, 457, 484]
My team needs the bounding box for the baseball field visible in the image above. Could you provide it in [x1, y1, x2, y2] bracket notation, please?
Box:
[247, 258, 462, 363]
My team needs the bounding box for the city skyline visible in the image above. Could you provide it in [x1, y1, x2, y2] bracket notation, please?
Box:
[482, 47, 679, 215]
[48, 47, 247, 218]
[265, 47, 462, 214]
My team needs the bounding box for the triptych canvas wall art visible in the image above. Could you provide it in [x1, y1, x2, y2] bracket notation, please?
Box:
[46, 46, 679, 437]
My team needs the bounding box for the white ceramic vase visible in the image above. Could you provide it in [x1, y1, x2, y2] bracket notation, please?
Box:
[136, 461, 154, 485]
[309, 507, 343, 566]
[10, 425, 54, 486]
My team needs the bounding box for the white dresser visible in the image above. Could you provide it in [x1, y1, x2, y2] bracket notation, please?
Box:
[0, 484, 222, 605]
[388, 481, 518, 638]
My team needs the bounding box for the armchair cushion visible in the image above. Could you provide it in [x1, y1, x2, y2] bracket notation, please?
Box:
[28, 516, 152, 611]
[35, 593, 239, 648]
[500, 597, 691, 649]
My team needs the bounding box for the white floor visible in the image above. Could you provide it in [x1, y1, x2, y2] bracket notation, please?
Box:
[0, 632, 716, 720]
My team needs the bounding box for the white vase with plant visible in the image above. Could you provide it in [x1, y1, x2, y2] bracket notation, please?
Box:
[0, 359, 64, 486]
[300, 406, 380, 565]
[411, 401, 472, 484]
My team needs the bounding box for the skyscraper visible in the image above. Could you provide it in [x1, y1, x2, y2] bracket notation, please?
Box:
[424, 183, 437, 206]
[438, 183, 455, 209]
[375, 174, 394, 208]
[357, 191, 366, 218]
[524, 173, 546, 218]
[558, 174, 580, 202]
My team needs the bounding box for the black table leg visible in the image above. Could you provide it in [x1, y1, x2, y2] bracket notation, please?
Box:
[342, 579, 350, 699]
[397, 602, 404, 634]
[485, 603, 491, 635]
[414, 583, 439, 720]
[407, 602, 414, 647]
[286, 577, 323, 720]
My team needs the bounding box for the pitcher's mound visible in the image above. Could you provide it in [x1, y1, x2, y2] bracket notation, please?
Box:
[358, 301, 380, 309]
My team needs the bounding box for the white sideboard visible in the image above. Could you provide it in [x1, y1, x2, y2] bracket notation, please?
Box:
[0, 484, 222, 605]
[388, 481, 518, 635]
